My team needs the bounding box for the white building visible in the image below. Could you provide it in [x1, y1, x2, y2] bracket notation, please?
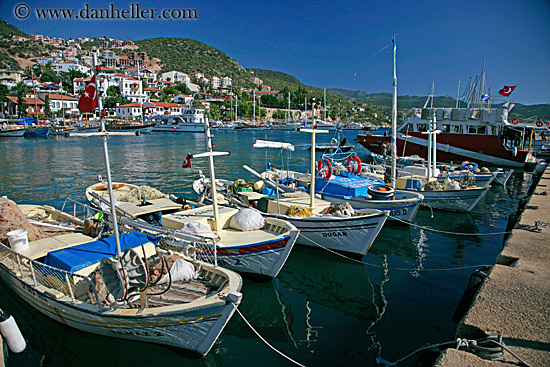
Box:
[120, 77, 147, 103]
[209, 76, 220, 89]
[220, 76, 232, 87]
[173, 94, 193, 104]
[53, 62, 90, 74]
[160, 71, 190, 85]
[42, 93, 79, 114]
[115, 103, 156, 118]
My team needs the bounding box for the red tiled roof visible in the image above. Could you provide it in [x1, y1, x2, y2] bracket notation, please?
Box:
[6, 96, 45, 104]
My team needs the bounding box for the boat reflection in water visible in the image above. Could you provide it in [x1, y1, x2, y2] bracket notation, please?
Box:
[240, 246, 390, 366]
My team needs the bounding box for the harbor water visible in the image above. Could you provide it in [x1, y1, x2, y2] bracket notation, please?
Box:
[0, 130, 527, 366]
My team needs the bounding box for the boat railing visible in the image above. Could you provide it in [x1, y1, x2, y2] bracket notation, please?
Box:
[115, 216, 220, 266]
[0, 241, 102, 309]
[61, 198, 101, 223]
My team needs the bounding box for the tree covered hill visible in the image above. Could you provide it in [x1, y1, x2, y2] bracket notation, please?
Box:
[135, 37, 248, 81]
[0, 19, 27, 38]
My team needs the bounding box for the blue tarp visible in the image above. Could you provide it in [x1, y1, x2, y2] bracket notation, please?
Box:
[315, 174, 384, 198]
[44, 232, 160, 273]
[15, 118, 37, 125]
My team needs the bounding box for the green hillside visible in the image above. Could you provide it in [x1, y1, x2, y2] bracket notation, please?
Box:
[135, 37, 248, 82]
[0, 19, 27, 38]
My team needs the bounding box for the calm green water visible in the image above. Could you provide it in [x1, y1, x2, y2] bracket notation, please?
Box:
[0, 130, 526, 366]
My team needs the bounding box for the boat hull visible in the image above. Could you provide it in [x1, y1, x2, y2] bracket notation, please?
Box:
[0, 264, 238, 356]
[160, 207, 299, 280]
[412, 186, 489, 212]
[153, 123, 204, 132]
[357, 132, 529, 167]
[263, 211, 387, 258]
[106, 123, 155, 133]
[0, 128, 26, 137]
[321, 191, 423, 223]
[204, 231, 298, 280]
[24, 126, 50, 136]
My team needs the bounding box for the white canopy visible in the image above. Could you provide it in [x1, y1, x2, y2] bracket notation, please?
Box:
[253, 139, 295, 151]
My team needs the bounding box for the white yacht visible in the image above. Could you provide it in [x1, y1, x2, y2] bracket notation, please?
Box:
[153, 108, 207, 132]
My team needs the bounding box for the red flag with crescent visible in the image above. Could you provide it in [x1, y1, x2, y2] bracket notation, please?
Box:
[182, 153, 192, 168]
[78, 76, 98, 112]
[498, 86, 516, 97]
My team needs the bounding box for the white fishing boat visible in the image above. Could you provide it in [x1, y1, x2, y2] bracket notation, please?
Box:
[0, 54, 242, 357]
[245, 130, 387, 258]
[0, 199, 242, 357]
[153, 108, 207, 132]
[250, 137, 423, 223]
[85, 131, 299, 281]
[0, 122, 26, 137]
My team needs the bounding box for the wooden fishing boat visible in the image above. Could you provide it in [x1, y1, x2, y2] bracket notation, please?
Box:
[85, 181, 299, 280]
[105, 119, 155, 133]
[249, 137, 423, 223]
[238, 131, 387, 258]
[0, 199, 242, 357]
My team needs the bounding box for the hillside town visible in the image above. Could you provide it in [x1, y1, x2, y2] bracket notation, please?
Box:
[0, 29, 391, 131]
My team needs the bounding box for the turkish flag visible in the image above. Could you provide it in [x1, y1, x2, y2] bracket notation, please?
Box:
[78, 76, 99, 112]
[182, 153, 192, 168]
[498, 86, 516, 97]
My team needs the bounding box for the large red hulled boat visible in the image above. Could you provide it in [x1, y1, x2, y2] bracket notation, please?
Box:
[358, 105, 534, 167]
[357, 62, 545, 168]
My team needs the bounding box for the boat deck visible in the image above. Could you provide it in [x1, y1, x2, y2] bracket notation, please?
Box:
[19, 232, 94, 260]
[115, 198, 182, 217]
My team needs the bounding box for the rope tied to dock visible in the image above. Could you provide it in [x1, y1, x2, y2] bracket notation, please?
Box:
[380, 334, 533, 367]
[233, 305, 306, 367]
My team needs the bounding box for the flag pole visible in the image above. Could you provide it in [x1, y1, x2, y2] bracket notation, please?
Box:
[92, 53, 122, 258]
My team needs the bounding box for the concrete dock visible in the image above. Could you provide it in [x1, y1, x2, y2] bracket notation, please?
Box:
[435, 165, 550, 367]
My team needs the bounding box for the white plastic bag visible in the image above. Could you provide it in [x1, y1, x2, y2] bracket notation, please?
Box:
[158, 258, 196, 284]
[180, 221, 217, 239]
[229, 208, 265, 231]
[443, 177, 461, 190]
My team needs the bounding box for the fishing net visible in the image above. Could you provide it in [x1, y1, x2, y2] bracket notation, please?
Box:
[118, 186, 166, 203]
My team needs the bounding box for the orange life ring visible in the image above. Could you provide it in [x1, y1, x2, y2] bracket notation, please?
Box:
[317, 157, 333, 180]
[346, 154, 362, 175]
[536, 120, 543, 128]
[511, 119, 519, 125]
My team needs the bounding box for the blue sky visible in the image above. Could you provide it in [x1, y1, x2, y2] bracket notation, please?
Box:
[1, 0, 549, 105]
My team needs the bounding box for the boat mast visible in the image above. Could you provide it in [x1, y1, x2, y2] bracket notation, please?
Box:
[287, 92, 290, 123]
[304, 97, 307, 124]
[324, 88, 327, 122]
[29, 67, 40, 125]
[426, 81, 434, 178]
[93, 53, 122, 257]
[253, 89, 256, 123]
[455, 79, 461, 109]
[479, 59, 486, 108]
[302, 128, 328, 208]
[137, 62, 143, 121]
[391, 36, 397, 189]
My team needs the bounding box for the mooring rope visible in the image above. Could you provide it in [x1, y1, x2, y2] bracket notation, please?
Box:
[234, 306, 306, 367]
[300, 234, 492, 272]
[235, 301, 533, 367]
[381, 335, 533, 367]
[388, 215, 512, 236]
